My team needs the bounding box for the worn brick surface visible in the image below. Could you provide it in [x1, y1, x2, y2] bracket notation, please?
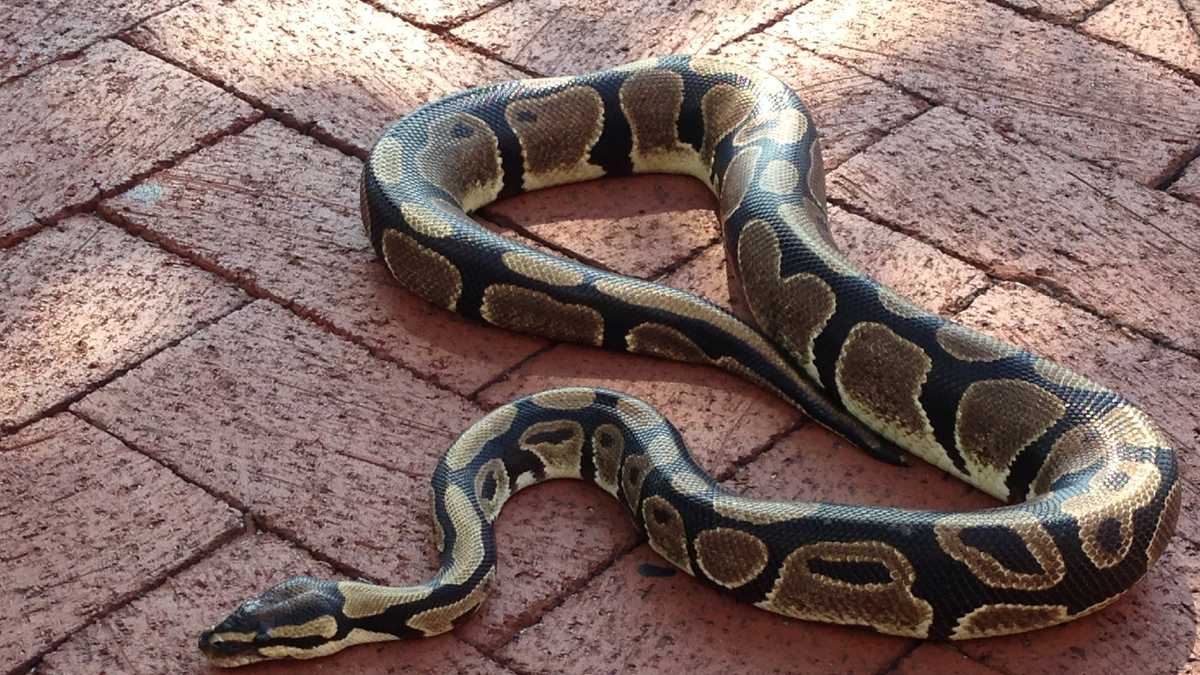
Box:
[1082, 0, 1200, 78]
[74, 300, 635, 650]
[373, 0, 504, 27]
[0, 39, 256, 242]
[1171, 157, 1200, 205]
[482, 175, 719, 280]
[768, 0, 1200, 184]
[987, 0, 1103, 22]
[452, 0, 804, 76]
[716, 33, 928, 169]
[891, 645, 1004, 675]
[104, 120, 542, 395]
[830, 107, 1200, 354]
[957, 281, 1200, 481]
[41, 533, 510, 674]
[128, 0, 522, 152]
[0, 414, 241, 672]
[0, 215, 245, 429]
[0, 0, 182, 82]
[497, 544, 913, 675]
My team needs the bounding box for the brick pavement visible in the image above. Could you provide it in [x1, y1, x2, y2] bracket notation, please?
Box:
[2, 1, 1198, 674]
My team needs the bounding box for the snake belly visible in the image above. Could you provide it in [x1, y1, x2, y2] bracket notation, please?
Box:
[198, 56, 1180, 666]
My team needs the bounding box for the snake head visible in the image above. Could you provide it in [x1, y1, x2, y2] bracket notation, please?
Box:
[198, 576, 344, 667]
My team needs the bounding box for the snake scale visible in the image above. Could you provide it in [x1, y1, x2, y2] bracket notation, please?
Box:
[199, 56, 1180, 666]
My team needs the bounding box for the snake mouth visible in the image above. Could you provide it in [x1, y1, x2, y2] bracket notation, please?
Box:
[198, 627, 270, 668]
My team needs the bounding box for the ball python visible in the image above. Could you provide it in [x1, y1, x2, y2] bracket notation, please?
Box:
[199, 55, 1180, 666]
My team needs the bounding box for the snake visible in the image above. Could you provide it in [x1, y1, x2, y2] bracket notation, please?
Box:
[198, 56, 1180, 666]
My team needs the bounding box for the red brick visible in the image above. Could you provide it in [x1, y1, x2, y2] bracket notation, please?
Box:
[104, 120, 543, 395]
[452, 0, 805, 76]
[1081, 0, 1200, 78]
[40, 533, 510, 674]
[482, 175, 719, 280]
[0, 414, 241, 671]
[1171, 158, 1200, 206]
[890, 645, 1004, 675]
[0, 0, 181, 81]
[73, 301, 633, 649]
[373, 0, 505, 28]
[128, 0, 522, 151]
[716, 33, 928, 170]
[829, 107, 1200, 354]
[0, 215, 245, 429]
[0, 39, 257, 241]
[497, 545, 912, 675]
[767, 0, 1200, 184]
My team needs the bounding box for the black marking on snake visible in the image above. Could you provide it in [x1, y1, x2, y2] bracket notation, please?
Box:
[585, 76, 634, 178]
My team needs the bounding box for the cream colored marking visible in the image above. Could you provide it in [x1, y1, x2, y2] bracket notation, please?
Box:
[808, 138, 827, 205]
[719, 146, 761, 223]
[1033, 358, 1111, 393]
[531, 388, 596, 410]
[432, 500, 445, 552]
[951, 604, 1069, 639]
[733, 109, 809, 147]
[480, 284, 605, 346]
[407, 569, 496, 636]
[877, 287, 927, 320]
[591, 423, 625, 495]
[642, 495, 694, 575]
[694, 527, 770, 588]
[689, 57, 789, 101]
[616, 396, 662, 432]
[935, 323, 1018, 362]
[501, 249, 585, 286]
[519, 419, 585, 479]
[934, 512, 1065, 591]
[507, 86, 605, 190]
[713, 495, 818, 525]
[516, 74, 575, 93]
[339, 581, 433, 619]
[1062, 454, 1162, 569]
[514, 470, 539, 491]
[368, 136, 406, 184]
[258, 628, 396, 661]
[445, 405, 517, 471]
[399, 201, 455, 238]
[267, 615, 338, 640]
[440, 484, 485, 586]
[381, 229, 463, 312]
[206, 630, 257, 643]
[474, 457, 511, 522]
[416, 112, 503, 211]
[669, 470, 710, 496]
[761, 159, 801, 195]
[955, 379, 1065, 489]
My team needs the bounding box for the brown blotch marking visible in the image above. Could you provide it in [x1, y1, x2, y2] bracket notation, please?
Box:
[501, 249, 584, 286]
[417, 112, 503, 210]
[694, 527, 769, 588]
[439, 484, 485, 586]
[382, 228, 462, 311]
[714, 495, 818, 525]
[642, 495, 693, 574]
[620, 69, 688, 160]
[733, 108, 809, 147]
[1031, 423, 1106, 495]
[719, 146, 761, 222]
[406, 569, 496, 636]
[621, 454, 652, 511]
[836, 322, 940, 457]
[934, 514, 1065, 590]
[1062, 451, 1162, 569]
[759, 541, 933, 637]
[519, 419, 585, 479]
[474, 457, 511, 522]
[951, 604, 1068, 639]
[339, 582, 433, 619]
[627, 323, 710, 364]
[737, 219, 836, 379]
[776, 201, 853, 274]
[956, 379, 1065, 479]
[480, 284, 604, 346]
[701, 83, 755, 165]
[936, 323, 1018, 362]
[591, 423, 624, 495]
[507, 86, 604, 187]
[445, 405, 517, 471]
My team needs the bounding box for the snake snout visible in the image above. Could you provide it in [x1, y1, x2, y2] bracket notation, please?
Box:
[199, 576, 344, 666]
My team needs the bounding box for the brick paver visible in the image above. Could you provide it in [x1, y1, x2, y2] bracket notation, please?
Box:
[40, 533, 510, 674]
[1081, 0, 1200, 78]
[988, 0, 1104, 22]
[0, 414, 241, 672]
[73, 300, 636, 651]
[373, 0, 504, 28]
[0, 39, 257, 243]
[0, 215, 245, 430]
[127, 0, 523, 152]
[103, 120, 543, 395]
[767, 0, 1200, 184]
[892, 645, 1006, 675]
[831, 107, 1200, 355]
[1172, 158, 1200, 205]
[0, 0, 182, 82]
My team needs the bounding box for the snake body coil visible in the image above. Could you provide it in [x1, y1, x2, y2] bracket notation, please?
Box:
[200, 56, 1180, 666]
